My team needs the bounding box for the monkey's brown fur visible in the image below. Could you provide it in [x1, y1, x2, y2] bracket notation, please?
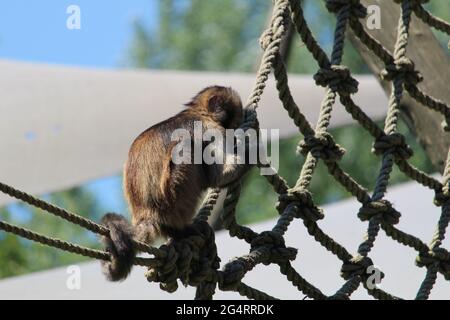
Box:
[101, 86, 246, 281]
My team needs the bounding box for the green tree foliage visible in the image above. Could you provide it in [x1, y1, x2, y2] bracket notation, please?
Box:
[0, 187, 103, 278]
[0, 209, 28, 277]
[287, 0, 369, 74]
[424, 1, 450, 49]
[127, 0, 271, 71]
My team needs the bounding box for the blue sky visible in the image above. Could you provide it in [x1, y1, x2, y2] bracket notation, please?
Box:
[0, 2, 160, 219]
[0, 0, 157, 68]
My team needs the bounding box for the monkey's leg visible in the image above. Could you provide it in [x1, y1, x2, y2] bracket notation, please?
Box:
[220, 142, 254, 186]
[207, 140, 252, 187]
[133, 219, 159, 244]
[160, 223, 203, 241]
[100, 213, 136, 281]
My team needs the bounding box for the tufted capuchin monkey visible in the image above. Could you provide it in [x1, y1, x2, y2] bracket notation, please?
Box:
[100, 86, 249, 281]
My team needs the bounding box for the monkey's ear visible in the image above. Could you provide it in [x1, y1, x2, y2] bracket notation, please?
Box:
[207, 95, 224, 113]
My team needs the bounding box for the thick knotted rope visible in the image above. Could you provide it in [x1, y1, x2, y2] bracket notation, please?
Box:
[434, 188, 450, 207]
[372, 133, 413, 160]
[276, 189, 324, 222]
[341, 255, 378, 280]
[358, 200, 401, 225]
[416, 248, 450, 280]
[250, 231, 297, 264]
[381, 57, 423, 85]
[218, 259, 247, 292]
[325, 0, 367, 19]
[146, 221, 220, 292]
[297, 131, 346, 163]
[145, 220, 220, 293]
[314, 65, 359, 95]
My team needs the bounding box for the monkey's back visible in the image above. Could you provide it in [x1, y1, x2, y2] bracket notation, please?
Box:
[123, 111, 209, 233]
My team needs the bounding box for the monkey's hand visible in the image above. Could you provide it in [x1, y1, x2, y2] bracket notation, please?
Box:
[215, 154, 252, 187]
[218, 164, 250, 187]
[214, 133, 256, 187]
[100, 213, 136, 282]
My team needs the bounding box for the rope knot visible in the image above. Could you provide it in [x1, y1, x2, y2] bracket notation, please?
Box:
[325, 0, 367, 18]
[358, 200, 401, 225]
[241, 106, 259, 131]
[251, 231, 298, 264]
[145, 244, 180, 292]
[314, 65, 359, 95]
[298, 131, 346, 162]
[259, 29, 274, 51]
[416, 248, 450, 280]
[276, 189, 324, 222]
[434, 187, 450, 207]
[219, 258, 247, 291]
[381, 57, 423, 85]
[145, 221, 220, 292]
[372, 133, 413, 160]
[341, 255, 375, 280]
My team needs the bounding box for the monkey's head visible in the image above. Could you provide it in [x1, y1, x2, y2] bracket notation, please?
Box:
[186, 86, 243, 129]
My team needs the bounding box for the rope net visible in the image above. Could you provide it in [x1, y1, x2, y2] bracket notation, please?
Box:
[1, 0, 450, 300]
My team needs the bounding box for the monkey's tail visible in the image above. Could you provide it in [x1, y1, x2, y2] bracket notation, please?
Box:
[100, 213, 136, 282]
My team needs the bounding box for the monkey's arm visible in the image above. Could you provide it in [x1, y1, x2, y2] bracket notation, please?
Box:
[205, 142, 251, 187]
[220, 168, 249, 186]
[213, 162, 250, 187]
